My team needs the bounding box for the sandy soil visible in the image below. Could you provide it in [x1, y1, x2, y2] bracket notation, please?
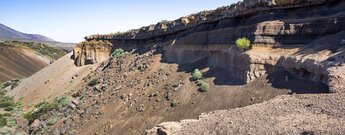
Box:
[8, 53, 99, 106]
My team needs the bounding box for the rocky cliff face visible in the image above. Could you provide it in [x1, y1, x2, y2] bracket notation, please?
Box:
[78, 0, 345, 92]
[85, 0, 341, 43]
[72, 40, 113, 66]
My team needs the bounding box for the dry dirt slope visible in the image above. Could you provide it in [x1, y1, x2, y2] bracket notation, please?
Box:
[35, 46, 330, 135]
[0, 45, 49, 82]
[8, 53, 99, 106]
[62, 50, 286, 134]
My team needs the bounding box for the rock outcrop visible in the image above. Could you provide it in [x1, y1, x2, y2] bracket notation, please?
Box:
[85, 0, 340, 42]
[77, 0, 345, 93]
[72, 40, 113, 66]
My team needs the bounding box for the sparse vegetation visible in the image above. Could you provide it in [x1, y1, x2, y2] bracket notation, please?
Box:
[0, 88, 23, 129]
[20, 95, 71, 131]
[55, 96, 71, 107]
[197, 80, 209, 92]
[0, 79, 25, 116]
[88, 78, 99, 86]
[0, 115, 7, 127]
[112, 48, 125, 58]
[0, 79, 21, 90]
[4, 106, 13, 111]
[138, 63, 149, 71]
[47, 116, 62, 126]
[6, 117, 16, 127]
[23, 101, 58, 121]
[170, 100, 179, 107]
[0, 82, 12, 90]
[0, 96, 15, 108]
[191, 69, 209, 92]
[165, 92, 173, 101]
[235, 37, 251, 51]
[1, 41, 66, 60]
[10, 79, 20, 90]
[192, 69, 203, 80]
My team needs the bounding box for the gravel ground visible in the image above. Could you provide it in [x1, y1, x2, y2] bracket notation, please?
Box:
[148, 93, 345, 135]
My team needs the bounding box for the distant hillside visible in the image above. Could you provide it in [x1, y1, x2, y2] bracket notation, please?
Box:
[0, 23, 55, 42]
[0, 41, 67, 82]
[0, 23, 74, 51]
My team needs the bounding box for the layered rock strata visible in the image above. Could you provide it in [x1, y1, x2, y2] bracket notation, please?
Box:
[85, 0, 341, 43]
[77, 0, 345, 93]
[72, 40, 113, 66]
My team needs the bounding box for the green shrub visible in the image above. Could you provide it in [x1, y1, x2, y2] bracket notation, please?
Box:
[138, 64, 147, 71]
[0, 96, 14, 108]
[6, 117, 16, 127]
[24, 101, 58, 121]
[192, 69, 202, 80]
[0, 115, 6, 127]
[0, 101, 14, 108]
[69, 130, 78, 135]
[197, 80, 209, 92]
[55, 96, 71, 107]
[235, 37, 251, 51]
[88, 78, 99, 86]
[47, 116, 62, 126]
[4, 106, 13, 111]
[170, 100, 179, 107]
[15, 100, 23, 107]
[23, 111, 33, 120]
[0, 91, 5, 97]
[2, 113, 11, 117]
[35, 101, 58, 112]
[112, 48, 124, 58]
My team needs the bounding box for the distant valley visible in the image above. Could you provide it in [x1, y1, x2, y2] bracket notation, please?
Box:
[0, 23, 72, 82]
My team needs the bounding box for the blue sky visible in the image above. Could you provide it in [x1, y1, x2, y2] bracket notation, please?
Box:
[0, 0, 239, 43]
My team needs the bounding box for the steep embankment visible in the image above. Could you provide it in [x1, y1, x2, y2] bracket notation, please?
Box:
[8, 53, 98, 105]
[0, 45, 49, 82]
[0, 41, 66, 82]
